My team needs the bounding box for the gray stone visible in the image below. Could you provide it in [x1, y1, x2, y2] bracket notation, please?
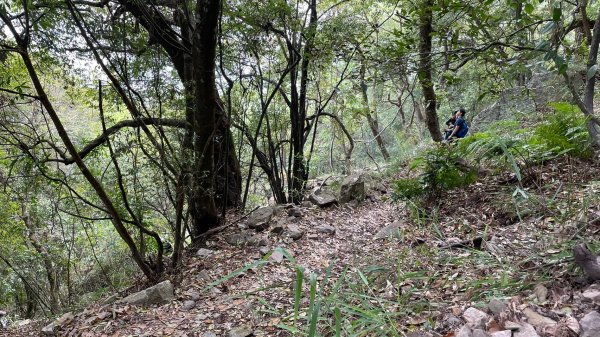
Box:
[259, 247, 270, 255]
[247, 207, 274, 227]
[182, 300, 196, 311]
[316, 224, 336, 234]
[270, 250, 284, 263]
[42, 322, 57, 336]
[463, 307, 489, 329]
[248, 221, 269, 231]
[229, 325, 253, 337]
[487, 299, 507, 316]
[198, 270, 211, 280]
[533, 284, 548, 302]
[287, 207, 303, 217]
[490, 331, 511, 337]
[582, 288, 600, 302]
[121, 280, 175, 306]
[472, 329, 488, 337]
[309, 189, 337, 207]
[374, 221, 403, 240]
[522, 307, 556, 329]
[339, 174, 365, 203]
[190, 291, 201, 301]
[225, 233, 252, 246]
[301, 201, 313, 208]
[513, 322, 540, 337]
[286, 224, 303, 240]
[504, 321, 521, 331]
[270, 223, 284, 234]
[456, 325, 473, 337]
[17, 319, 32, 327]
[196, 248, 214, 257]
[202, 332, 217, 337]
[581, 311, 600, 337]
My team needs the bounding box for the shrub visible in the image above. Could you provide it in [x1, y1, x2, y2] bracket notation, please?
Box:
[393, 178, 424, 200]
[528, 102, 592, 159]
[393, 145, 477, 201]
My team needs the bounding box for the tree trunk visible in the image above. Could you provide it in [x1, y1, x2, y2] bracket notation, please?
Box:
[359, 62, 390, 161]
[188, 0, 222, 238]
[417, 0, 443, 142]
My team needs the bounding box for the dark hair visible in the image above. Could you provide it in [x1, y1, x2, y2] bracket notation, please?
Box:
[459, 108, 466, 117]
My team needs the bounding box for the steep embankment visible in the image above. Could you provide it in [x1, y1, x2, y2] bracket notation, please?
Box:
[7, 155, 600, 337]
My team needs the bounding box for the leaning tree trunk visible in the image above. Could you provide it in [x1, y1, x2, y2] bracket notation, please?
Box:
[417, 0, 443, 142]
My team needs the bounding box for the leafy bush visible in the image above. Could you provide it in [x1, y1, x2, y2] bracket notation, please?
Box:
[528, 102, 592, 159]
[393, 145, 477, 200]
[392, 178, 424, 200]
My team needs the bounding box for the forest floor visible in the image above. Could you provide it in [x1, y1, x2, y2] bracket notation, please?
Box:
[5, 156, 600, 337]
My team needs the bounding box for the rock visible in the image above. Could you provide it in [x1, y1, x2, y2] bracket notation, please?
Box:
[513, 322, 540, 337]
[249, 221, 269, 231]
[121, 280, 175, 306]
[259, 247, 270, 255]
[247, 206, 274, 227]
[490, 331, 511, 337]
[472, 329, 488, 337]
[580, 311, 600, 337]
[17, 319, 32, 327]
[456, 325, 473, 337]
[42, 322, 57, 335]
[190, 291, 201, 301]
[196, 248, 214, 257]
[229, 325, 253, 337]
[58, 312, 74, 325]
[286, 224, 303, 240]
[287, 207, 303, 217]
[270, 223, 284, 234]
[487, 299, 507, 316]
[182, 300, 196, 311]
[0, 310, 6, 316]
[301, 201, 313, 208]
[463, 307, 489, 329]
[309, 189, 337, 207]
[374, 221, 403, 240]
[315, 224, 336, 234]
[198, 270, 211, 280]
[270, 249, 284, 263]
[582, 287, 600, 302]
[202, 332, 217, 337]
[573, 243, 600, 281]
[522, 307, 556, 329]
[225, 233, 252, 246]
[339, 174, 365, 204]
[504, 321, 521, 331]
[533, 284, 548, 302]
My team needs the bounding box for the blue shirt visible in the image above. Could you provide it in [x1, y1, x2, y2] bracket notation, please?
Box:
[455, 118, 469, 138]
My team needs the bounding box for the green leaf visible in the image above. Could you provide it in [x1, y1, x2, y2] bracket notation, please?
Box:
[587, 65, 598, 80]
[552, 6, 561, 21]
[524, 3, 534, 14]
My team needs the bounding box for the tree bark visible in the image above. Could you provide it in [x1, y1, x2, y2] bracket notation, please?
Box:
[417, 0, 443, 142]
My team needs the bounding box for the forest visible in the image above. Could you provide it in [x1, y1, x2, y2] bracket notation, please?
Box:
[1, 0, 600, 336]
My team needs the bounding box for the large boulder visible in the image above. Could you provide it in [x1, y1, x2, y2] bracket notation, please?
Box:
[309, 189, 337, 207]
[339, 174, 365, 204]
[247, 207, 274, 228]
[120, 280, 175, 306]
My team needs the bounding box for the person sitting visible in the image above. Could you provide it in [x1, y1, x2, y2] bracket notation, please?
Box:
[446, 108, 469, 141]
[443, 112, 457, 140]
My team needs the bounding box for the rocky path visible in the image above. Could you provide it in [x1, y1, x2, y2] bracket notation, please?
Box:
[6, 158, 600, 337]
